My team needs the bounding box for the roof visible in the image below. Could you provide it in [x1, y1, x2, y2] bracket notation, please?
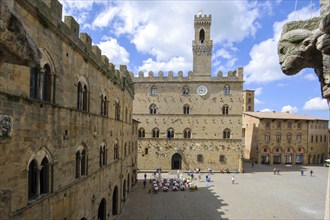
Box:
[243, 111, 328, 121]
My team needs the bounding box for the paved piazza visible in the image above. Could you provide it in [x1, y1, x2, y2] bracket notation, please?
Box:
[118, 164, 329, 220]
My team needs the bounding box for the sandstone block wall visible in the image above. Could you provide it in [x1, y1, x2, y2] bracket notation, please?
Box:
[243, 113, 328, 165]
[0, 0, 137, 219]
[133, 70, 244, 172]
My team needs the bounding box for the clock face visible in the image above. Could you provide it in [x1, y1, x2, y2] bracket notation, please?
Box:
[197, 85, 208, 96]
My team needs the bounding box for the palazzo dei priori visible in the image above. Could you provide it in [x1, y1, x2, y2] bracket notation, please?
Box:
[133, 14, 245, 172]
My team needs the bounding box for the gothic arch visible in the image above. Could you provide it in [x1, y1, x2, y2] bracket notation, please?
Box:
[27, 147, 53, 170]
[199, 28, 205, 43]
[39, 48, 56, 73]
[112, 186, 119, 215]
[97, 198, 107, 220]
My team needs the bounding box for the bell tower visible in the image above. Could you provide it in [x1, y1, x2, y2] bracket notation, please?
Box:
[192, 14, 213, 76]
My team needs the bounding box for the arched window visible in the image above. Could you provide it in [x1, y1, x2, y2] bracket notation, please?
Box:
[77, 82, 83, 109]
[99, 145, 107, 168]
[138, 128, 145, 138]
[224, 85, 231, 95]
[103, 146, 107, 166]
[101, 95, 107, 116]
[40, 157, 49, 195]
[99, 147, 103, 168]
[114, 143, 119, 160]
[223, 129, 231, 139]
[222, 105, 229, 115]
[199, 29, 205, 43]
[29, 64, 53, 102]
[150, 104, 157, 114]
[81, 149, 86, 176]
[183, 104, 190, 115]
[115, 100, 120, 120]
[28, 159, 38, 199]
[182, 86, 189, 95]
[43, 64, 52, 102]
[150, 86, 157, 95]
[28, 152, 51, 200]
[124, 143, 127, 157]
[184, 128, 191, 139]
[77, 79, 89, 111]
[76, 147, 88, 178]
[76, 151, 81, 178]
[166, 128, 174, 139]
[83, 85, 88, 111]
[152, 128, 159, 138]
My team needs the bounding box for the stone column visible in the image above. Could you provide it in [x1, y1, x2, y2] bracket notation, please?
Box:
[238, 155, 243, 173]
[269, 152, 273, 165]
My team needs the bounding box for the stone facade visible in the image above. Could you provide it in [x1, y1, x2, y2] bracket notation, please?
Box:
[133, 14, 244, 172]
[243, 111, 329, 165]
[0, 0, 138, 219]
[242, 90, 255, 112]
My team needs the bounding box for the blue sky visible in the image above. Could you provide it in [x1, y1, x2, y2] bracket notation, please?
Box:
[59, 0, 329, 120]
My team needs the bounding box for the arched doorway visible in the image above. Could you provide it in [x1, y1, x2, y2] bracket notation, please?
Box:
[123, 180, 126, 202]
[112, 186, 118, 215]
[97, 198, 106, 220]
[171, 153, 182, 170]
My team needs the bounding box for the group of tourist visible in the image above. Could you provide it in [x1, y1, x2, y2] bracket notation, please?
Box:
[151, 178, 195, 192]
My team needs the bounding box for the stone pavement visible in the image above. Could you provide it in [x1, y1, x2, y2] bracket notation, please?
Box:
[118, 164, 329, 220]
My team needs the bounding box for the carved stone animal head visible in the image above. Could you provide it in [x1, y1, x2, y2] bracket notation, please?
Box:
[278, 29, 322, 75]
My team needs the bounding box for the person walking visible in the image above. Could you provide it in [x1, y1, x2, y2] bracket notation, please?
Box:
[231, 176, 235, 184]
[301, 170, 304, 176]
[143, 179, 146, 189]
[310, 169, 314, 176]
[206, 175, 209, 187]
[144, 173, 147, 180]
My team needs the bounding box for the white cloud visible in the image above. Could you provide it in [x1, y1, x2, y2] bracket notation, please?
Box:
[254, 87, 263, 96]
[281, 105, 298, 113]
[97, 37, 130, 66]
[92, 6, 120, 29]
[137, 57, 191, 75]
[303, 73, 317, 81]
[255, 98, 262, 105]
[59, 1, 266, 73]
[303, 97, 329, 110]
[244, 6, 319, 84]
[59, 0, 98, 24]
[260, 108, 273, 112]
[214, 48, 232, 60]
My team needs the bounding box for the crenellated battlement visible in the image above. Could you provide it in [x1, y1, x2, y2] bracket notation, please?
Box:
[134, 67, 243, 82]
[194, 14, 212, 25]
[15, 0, 134, 95]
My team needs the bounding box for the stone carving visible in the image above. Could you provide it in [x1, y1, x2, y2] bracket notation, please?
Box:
[0, 0, 41, 67]
[0, 114, 12, 137]
[278, 1, 330, 101]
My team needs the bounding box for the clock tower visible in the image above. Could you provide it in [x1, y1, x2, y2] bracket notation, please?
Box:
[192, 14, 213, 76]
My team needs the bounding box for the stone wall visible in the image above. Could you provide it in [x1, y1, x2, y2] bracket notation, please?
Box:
[0, 0, 137, 219]
[243, 113, 328, 165]
[134, 68, 244, 172]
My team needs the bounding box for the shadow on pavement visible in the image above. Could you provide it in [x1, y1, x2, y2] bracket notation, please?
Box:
[118, 180, 229, 220]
